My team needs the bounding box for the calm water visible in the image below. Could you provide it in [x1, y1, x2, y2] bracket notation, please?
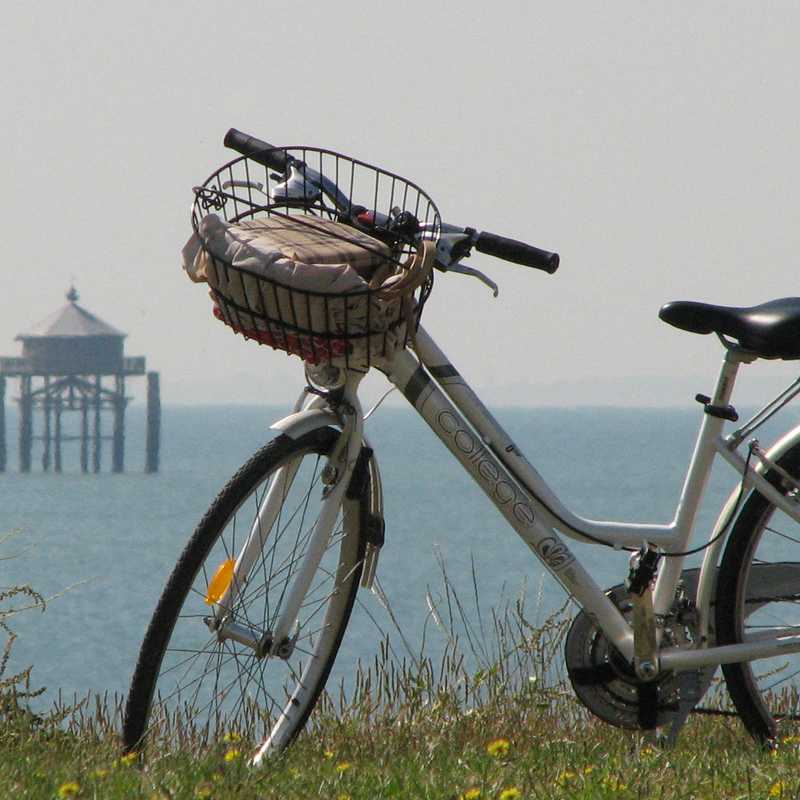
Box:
[2, 403, 797, 705]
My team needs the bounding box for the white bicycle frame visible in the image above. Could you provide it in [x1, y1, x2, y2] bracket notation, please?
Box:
[221, 326, 800, 680]
[375, 326, 800, 674]
[206, 150, 800, 677]
[214, 321, 800, 682]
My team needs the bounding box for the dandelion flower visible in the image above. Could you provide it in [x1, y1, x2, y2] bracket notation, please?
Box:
[459, 787, 482, 799]
[119, 752, 138, 767]
[770, 780, 786, 797]
[323, 749, 335, 760]
[486, 738, 511, 758]
[222, 731, 242, 743]
[335, 761, 352, 774]
[224, 748, 241, 762]
[555, 770, 577, 787]
[57, 783, 80, 799]
[499, 787, 522, 800]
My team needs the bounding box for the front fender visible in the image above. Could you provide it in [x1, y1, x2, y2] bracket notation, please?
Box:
[270, 408, 342, 439]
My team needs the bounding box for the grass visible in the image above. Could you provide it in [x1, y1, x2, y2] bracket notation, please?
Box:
[3, 555, 800, 798]
[5, 678, 800, 799]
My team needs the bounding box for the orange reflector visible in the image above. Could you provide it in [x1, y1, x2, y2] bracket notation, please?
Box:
[205, 559, 235, 605]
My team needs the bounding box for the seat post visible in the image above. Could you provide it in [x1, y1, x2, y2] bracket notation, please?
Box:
[709, 345, 756, 409]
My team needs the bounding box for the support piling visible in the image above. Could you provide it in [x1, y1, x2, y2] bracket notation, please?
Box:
[93, 374, 101, 473]
[145, 372, 160, 474]
[19, 376, 32, 473]
[112, 375, 125, 473]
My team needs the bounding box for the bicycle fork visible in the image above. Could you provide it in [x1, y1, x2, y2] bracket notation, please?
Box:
[204, 383, 364, 660]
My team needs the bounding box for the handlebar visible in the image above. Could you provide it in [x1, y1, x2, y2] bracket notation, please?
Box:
[224, 128, 290, 172]
[222, 129, 560, 277]
[474, 231, 559, 274]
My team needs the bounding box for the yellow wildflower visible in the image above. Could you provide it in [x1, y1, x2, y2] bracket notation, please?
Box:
[770, 781, 786, 797]
[582, 765, 596, 775]
[459, 788, 482, 800]
[335, 761, 352, 774]
[499, 787, 522, 800]
[555, 770, 577, 787]
[119, 751, 138, 767]
[323, 749, 335, 759]
[486, 738, 511, 758]
[222, 730, 241, 743]
[57, 783, 80, 799]
[224, 748, 241, 762]
[601, 776, 627, 791]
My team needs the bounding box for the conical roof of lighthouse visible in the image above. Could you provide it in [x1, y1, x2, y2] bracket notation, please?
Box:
[17, 287, 125, 340]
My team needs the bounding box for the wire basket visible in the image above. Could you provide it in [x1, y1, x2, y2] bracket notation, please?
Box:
[187, 147, 441, 372]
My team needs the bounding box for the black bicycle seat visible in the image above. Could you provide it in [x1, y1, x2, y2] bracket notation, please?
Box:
[659, 297, 800, 360]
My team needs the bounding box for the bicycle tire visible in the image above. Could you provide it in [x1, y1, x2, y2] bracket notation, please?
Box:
[715, 439, 800, 744]
[122, 426, 368, 756]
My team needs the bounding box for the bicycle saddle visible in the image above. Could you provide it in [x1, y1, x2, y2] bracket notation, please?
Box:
[659, 297, 800, 359]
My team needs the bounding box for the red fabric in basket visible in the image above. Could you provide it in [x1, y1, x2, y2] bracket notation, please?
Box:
[213, 306, 349, 364]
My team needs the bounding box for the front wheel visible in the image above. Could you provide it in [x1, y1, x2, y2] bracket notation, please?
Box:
[716, 440, 800, 743]
[122, 427, 368, 756]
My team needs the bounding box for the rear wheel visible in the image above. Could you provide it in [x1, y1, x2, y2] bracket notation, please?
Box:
[716, 440, 800, 743]
[122, 427, 368, 756]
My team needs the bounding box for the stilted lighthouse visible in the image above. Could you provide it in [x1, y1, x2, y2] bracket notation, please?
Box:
[0, 288, 160, 473]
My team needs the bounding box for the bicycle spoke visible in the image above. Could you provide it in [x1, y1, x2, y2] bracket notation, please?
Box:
[125, 432, 365, 753]
[765, 525, 800, 547]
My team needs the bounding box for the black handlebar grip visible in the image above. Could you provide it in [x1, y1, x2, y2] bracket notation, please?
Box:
[474, 231, 559, 274]
[223, 128, 290, 172]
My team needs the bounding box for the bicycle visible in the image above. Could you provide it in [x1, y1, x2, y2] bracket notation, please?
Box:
[123, 128, 800, 763]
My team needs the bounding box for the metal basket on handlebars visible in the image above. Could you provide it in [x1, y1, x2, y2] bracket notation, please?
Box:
[185, 147, 441, 372]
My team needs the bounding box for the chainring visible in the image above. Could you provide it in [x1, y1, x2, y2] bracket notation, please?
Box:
[565, 580, 700, 730]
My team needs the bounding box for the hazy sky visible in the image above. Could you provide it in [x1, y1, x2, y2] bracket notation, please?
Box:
[3, 2, 800, 408]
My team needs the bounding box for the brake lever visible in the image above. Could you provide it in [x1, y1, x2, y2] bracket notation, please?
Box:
[432, 230, 498, 296]
[222, 179, 266, 194]
[445, 263, 499, 297]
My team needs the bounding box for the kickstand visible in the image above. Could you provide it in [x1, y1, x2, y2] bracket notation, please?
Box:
[649, 668, 714, 748]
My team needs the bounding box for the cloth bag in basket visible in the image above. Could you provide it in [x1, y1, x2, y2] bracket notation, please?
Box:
[182, 214, 420, 368]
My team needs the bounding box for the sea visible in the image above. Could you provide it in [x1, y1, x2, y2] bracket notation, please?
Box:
[2, 403, 797, 708]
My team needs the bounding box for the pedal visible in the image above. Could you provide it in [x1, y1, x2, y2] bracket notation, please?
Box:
[627, 546, 661, 680]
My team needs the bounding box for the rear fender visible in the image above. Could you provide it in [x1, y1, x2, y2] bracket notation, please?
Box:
[696, 422, 800, 643]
